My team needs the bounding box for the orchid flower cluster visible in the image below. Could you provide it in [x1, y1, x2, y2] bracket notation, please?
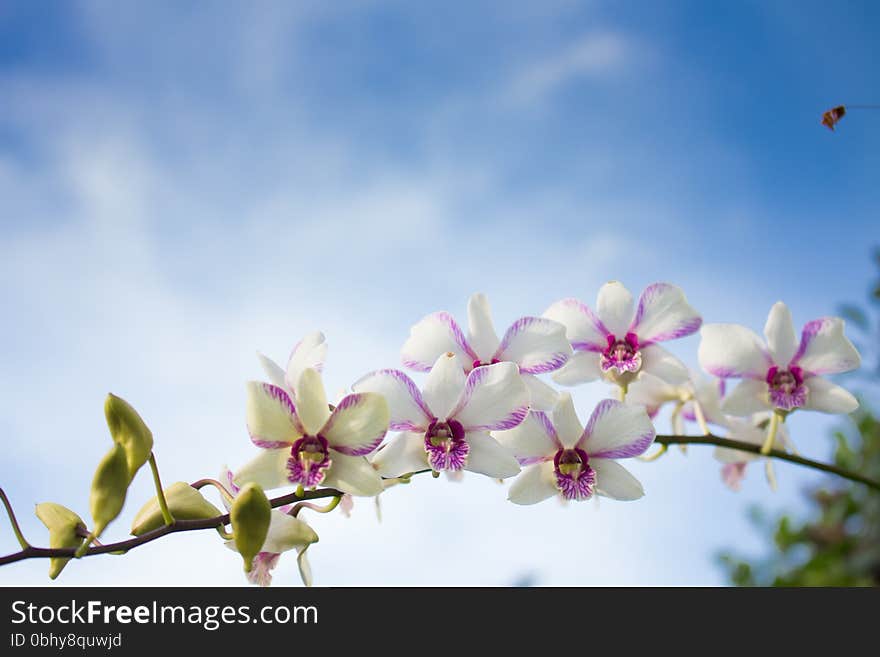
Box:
[2, 282, 863, 588]
[225, 283, 860, 585]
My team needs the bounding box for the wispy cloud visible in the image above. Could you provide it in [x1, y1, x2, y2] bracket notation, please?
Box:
[506, 31, 636, 104]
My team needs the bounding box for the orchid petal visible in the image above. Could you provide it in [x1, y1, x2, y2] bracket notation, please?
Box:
[467, 293, 501, 361]
[285, 332, 327, 390]
[495, 317, 572, 374]
[543, 298, 608, 351]
[234, 448, 291, 491]
[463, 433, 521, 478]
[551, 393, 584, 449]
[791, 317, 861, 375]
[803, 377, 859, 414]
[721, 380, 770, 416]
[591, 458, 644, 500]
[629, 283, 702, 344]
[763, 302, 798, 366]
[370, 432, 428, 478]
[322, 453, 383, 497]
[294, 368, 331, 436]
[596, 281, 634, 337]
[401, 312, 475, 372]
[492, 411, 559, 462]
[323, 393, 389, 456]
[257, 353, 289, 391]
[508, 462, 558, 505]
[245, 382, 302, 448]
[581, 399, 655, 458]
[640, 344, 690, 384]
[423, 352, 467, 420]
[452, 361, 528, 432]
[698, 324, 772, 379]
[352, 369, 432, 431]
[521, 373, 560, 411]
[262, 512, 318, 554]
[551, 351, 602, 385]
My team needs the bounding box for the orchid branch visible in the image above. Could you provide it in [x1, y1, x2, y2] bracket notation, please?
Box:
[654, 433, 880, 491]
[1, 435, 877, 572]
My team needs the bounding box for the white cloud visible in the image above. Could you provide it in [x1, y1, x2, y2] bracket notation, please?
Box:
[507, 31, 636, 104]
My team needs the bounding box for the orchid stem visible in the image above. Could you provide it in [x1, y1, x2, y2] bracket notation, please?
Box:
[215, 526, 234, 540]
[760, 412, 781, 456]
[618, 383, 628, 402]
[639, 444, 668, 462]
[693, 401, 710, 436]
[148, 453, 174, 526]
[291, 495, 342, 517]
[0, 488, 30, 550]
[191, 478, 235, 505]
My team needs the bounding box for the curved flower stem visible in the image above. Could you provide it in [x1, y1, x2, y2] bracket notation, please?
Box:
[692, 400, 710, 436]
[148, 453, 174, 526]
[191, 478, 235, 505]
[655, 433, 880, 491]
[291, 495, 342, 517]
[0, 488, 29, 549]
[638, 444, 668, 462]
[759, 411, 782, 456]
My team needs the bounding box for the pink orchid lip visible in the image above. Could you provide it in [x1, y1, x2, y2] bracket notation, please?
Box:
[287, 434, 331, 487]
[553, 448, 595, 501]
[599, 332, 642, 373]
[470, 357, 501, 371]
[424, 418, 468, 471]
[766, 365, 807, 411]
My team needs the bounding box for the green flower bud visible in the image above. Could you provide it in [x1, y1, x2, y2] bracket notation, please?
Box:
[89, 443, 131, 537]
[34, 503, 86, 579]
[230, 483, 271, 573]
[130, 482, 222, 536]
[104, 393, 154, 480]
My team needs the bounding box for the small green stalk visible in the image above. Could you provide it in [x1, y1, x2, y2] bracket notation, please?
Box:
[148, 453, 175, 526]
[0, 488, 30, 550]
[760, 411, 782, 456]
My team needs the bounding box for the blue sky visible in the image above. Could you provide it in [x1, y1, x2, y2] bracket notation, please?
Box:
[1, 1, 878, 586]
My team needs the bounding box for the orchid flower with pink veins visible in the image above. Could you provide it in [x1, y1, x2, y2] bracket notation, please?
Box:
[698, 302, 861, 420]
[544, 281, 702, 393]
[400, 293, 572, 410]
[494, 394, 655, 505]
[713, 415, 793, 491]
[220, 468, 318, 587]
[627, 372, 728, 435]
[235, 367, 389, 497]
[353, 352, 526, 478]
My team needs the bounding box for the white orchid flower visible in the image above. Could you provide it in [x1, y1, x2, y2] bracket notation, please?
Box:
[544, 281, 702, 389]
[699, 302, 861, 416]
[400, 293, 572, 410]
[713, 414, 794, 491]
[495, 394, 655, 505]
[235, 366, 388, 497]
[354, 353, 526, 478]
[626, 371, 728, 434]
[220, 468, 318, 587]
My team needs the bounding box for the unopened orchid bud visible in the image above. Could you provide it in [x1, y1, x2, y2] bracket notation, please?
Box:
[89, 443, 131, 537]
[230, 483, 271, 572]
[35, 503, 86, 579]
[104, 393, 154, 480]
[130, 482, 222, 536]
